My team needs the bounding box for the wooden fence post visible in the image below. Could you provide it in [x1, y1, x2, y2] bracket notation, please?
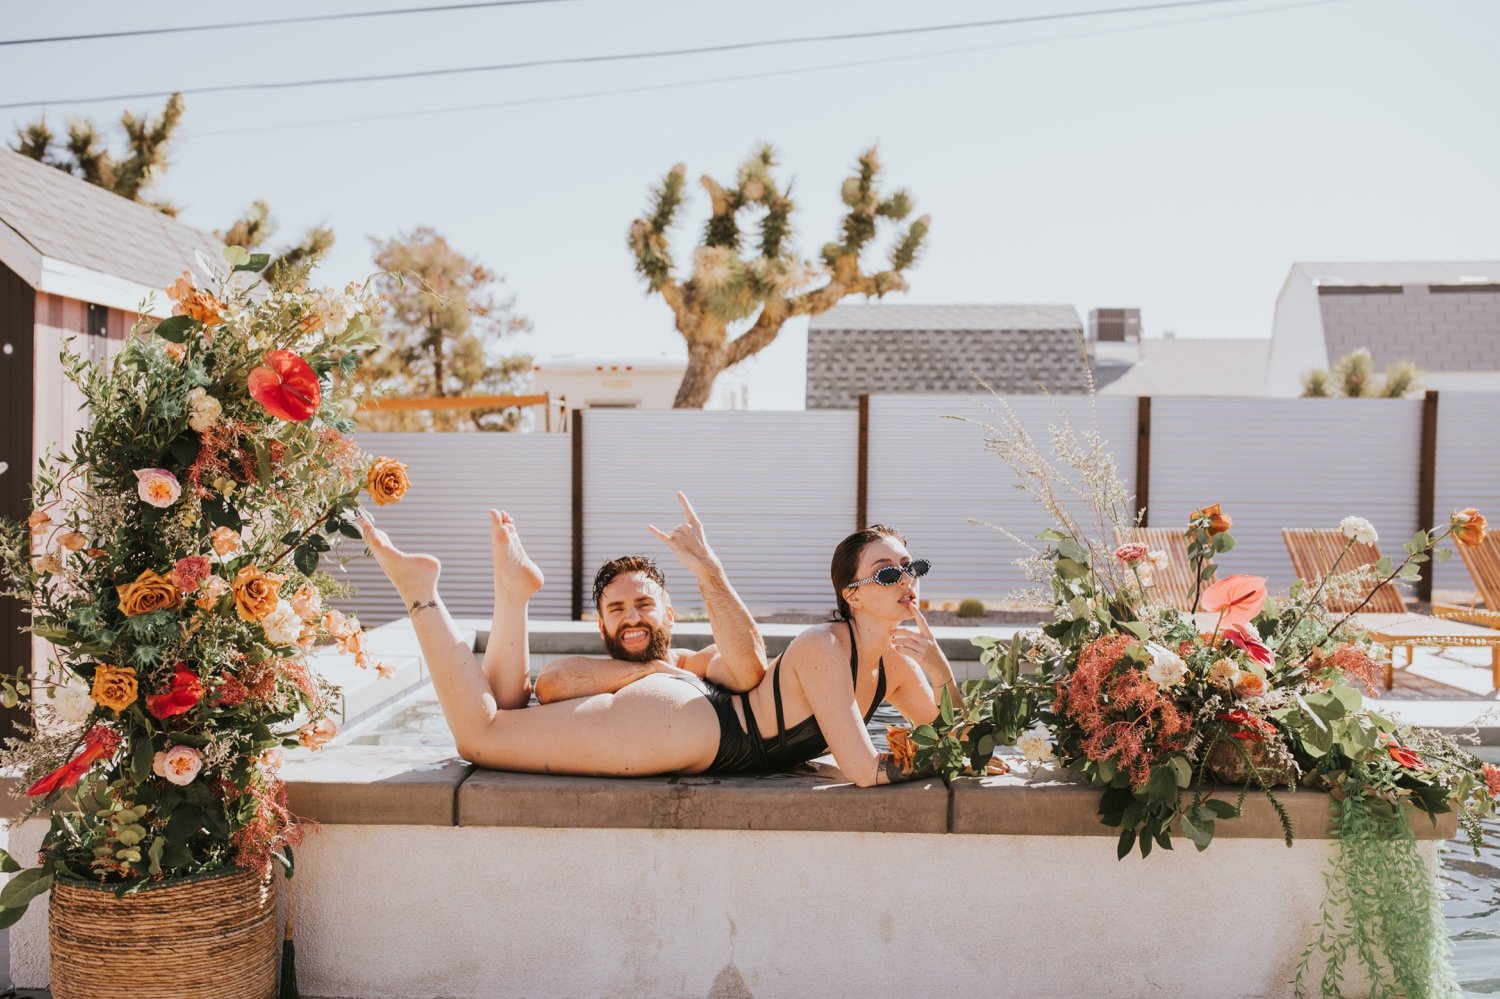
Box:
[571, 408, 584, 621]
[856, 393, 870, 532]
[1136, 396, 1152, 526]
[1417, 390, 1439, 603]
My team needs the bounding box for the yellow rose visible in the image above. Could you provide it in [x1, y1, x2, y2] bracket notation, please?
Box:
[1453, 508, 1488, 547]
[886, 726, 917, 774]
[116, 569, 183, 617]
[366, 457, 410, 506]
[232, 565, 285, 622]
[91, 663, 138, 714]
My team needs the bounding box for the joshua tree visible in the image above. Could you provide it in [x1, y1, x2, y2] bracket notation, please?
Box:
[1302, 347, 1422, 398]
[218, 199, 335, 291]
[629, 144, 929, 408]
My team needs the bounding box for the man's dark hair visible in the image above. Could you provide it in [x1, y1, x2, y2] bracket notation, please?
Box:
[592, 554, 668, 611]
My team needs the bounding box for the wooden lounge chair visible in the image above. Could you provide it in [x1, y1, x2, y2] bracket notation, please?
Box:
[1117, 527, 1197, 613]
[1433, 533, 1500, 628]
[1281, 528, 1500, 691]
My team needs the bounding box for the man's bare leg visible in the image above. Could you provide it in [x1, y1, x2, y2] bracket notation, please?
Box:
[483, 510, 544, 709]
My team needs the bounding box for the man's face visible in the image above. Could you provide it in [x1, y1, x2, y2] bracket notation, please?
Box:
[597, 571, 674, 663]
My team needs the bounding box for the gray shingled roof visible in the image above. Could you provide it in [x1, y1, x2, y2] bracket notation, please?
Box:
[809, 302, 1081, 331]
[0, 147, 220, 290]
[1294, 261, 1500, 287]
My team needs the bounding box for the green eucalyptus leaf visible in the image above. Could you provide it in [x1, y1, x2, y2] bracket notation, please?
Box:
[153, 316, 194, 343]
[233, 252, 271, 274]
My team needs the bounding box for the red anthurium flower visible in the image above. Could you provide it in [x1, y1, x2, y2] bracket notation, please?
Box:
[146, 664, 205, 720]
[248, 350, 320, 422]
[1223, 622, 1276, 669]
[1201, 574, 1268, 627]
[27, 724, 121, 797]
[1387, 744, 1425, 770]
[1215, 710, 1274, 742]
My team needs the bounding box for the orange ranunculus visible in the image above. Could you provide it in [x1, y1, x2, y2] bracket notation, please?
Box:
[366, 457, 410, 506]
[116, 569, 182, 617]
[886, 726, 917, 773]
[247, 350, 320, 422]
[232, 565, 285, 622]
[1452, 508, 1487, 547]
[1201, 574, 1267, 627]
[211, 526, 242, 557]
[1189, 503, 1232, 536]
[90, 663, 138, 714]
[166, 272, 195, 303]
[146, 664, 205, 720]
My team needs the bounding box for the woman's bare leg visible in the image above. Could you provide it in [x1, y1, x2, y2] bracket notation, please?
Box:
[359, 514, 720, 775]
[482, 510, 543, 710]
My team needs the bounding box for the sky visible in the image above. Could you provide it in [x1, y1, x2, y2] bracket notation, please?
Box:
[2, 0, 1497, 409]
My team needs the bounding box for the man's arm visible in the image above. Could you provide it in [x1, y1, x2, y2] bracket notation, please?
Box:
[534, 656, 658, 704]
[649, 493, 766, 693]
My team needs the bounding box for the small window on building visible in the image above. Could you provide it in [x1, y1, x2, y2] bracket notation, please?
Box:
[86, 303, 109, 338]
[585, 400, 641, 409]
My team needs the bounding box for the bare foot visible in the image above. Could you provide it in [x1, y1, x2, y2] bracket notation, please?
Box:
[359, 513, 441, 605]
[491, 510, 544, 600]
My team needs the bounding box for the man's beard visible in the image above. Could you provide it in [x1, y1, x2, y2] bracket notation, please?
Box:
[602, 622, 672, 663]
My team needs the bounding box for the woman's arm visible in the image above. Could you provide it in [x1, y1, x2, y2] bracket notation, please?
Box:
[533, 656, 658, 704]
[886, 610, 964, 720]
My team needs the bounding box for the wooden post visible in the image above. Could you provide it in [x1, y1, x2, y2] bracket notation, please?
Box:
[1135, 396, 1152, 527]
[571, 408, 584, 621]
[1417, 390, 1439, 603]
[856, 393, 870, 531]
[0, 265, 35, 740]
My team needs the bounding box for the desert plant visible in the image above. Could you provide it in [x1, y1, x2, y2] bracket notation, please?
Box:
[956, 598, 987, 618]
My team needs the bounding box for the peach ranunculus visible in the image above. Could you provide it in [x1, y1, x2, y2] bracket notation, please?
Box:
[166, 272, 195, 304]
[289, 583, 323, 620]
[211, 526, 242, 557]
[1188, 503, 1232, 536]
[153, 745, 204, 786]
[322, 609, 354, 641]
[1233, 671, 1269, 699]
[374, 662, 396, 680]
[90, 664, 138, 714]
[1452, 508, 1487, 547]
[232, 565, 285, 622]
[56, 531, 87, 552]
[886, 726, 917, 773]
[195, 575, 230, 610]
[297, 718, 338, 751]
[27, 511, 51, 533]
[117, 569, 183, 617]
[1200, 574, 1267, 627]
[134, 468, 182, 508]
[167, 273, 224, 327]
[366, 456, 410, 506]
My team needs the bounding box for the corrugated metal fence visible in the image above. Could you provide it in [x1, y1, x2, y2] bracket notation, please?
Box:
[341, 393, 1500, 625]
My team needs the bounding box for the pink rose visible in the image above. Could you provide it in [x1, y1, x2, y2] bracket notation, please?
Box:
[1233, 671, 1269, 699]
[152, 745, 203, 786]
[134, 468, 182, 508]
[1113, 543, 1148, 565]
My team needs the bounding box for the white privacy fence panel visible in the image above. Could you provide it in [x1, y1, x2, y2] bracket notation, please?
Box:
[1433, 392, 1500, 595]
[867, 395, 1139, 601]
[1149, 399, 1424, 595]
[582, 411, 857, 615]
[339, 433, 573, 624]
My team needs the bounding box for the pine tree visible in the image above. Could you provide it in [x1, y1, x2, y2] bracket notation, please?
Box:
[364, 227, 533, 431]
[629, 144, 929, 408]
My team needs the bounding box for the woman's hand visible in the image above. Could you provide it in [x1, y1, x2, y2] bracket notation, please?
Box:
[648, 492, 722, 580]
[888, 609, 954, 687]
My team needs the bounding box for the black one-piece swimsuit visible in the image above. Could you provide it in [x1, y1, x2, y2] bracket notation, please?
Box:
[695, 621, 886, 775]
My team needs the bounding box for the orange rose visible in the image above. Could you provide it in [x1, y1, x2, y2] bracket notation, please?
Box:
[366, 457, 410, 506]
[1452, 508, 1487, 547]
[173, 290, 223, 327]
[1189, 503, 1232, 536]
[232, 565, 285, 622]
[166, 272, 195, 303]
[886, 726, 917, 773]
[116, 569, 183, 617]
[90, 663, 138, 714]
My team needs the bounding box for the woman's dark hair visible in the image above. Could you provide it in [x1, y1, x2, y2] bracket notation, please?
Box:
[830, 524, 907, 620]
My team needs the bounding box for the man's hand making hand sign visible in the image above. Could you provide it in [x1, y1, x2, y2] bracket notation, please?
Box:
[648, 492, 721, 580]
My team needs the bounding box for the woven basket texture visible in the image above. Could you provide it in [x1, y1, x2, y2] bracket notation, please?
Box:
[49, 865, 277, 999]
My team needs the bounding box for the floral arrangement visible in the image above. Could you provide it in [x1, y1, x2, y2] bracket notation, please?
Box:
[897, 391, 1498, 997]
[0, 248, 410, 922]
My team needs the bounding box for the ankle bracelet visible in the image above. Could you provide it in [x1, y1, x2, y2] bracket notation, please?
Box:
[409, 598, 439, 616]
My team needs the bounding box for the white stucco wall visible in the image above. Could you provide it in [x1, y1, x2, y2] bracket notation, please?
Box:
[8, 819, 1398, 998]
[1266, 266, 1328, 397]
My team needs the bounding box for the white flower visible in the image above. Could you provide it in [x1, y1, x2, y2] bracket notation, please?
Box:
[1015, 723, 1056, 763]
[186, 387, 222, 433]
[1147, 550, 1170, 572]
[261, 599, 303, 646]
[311, 289, 359, 336]
[1208, 657, 1240, 687]
[1145, 643, 1188, 688]
[50, 681, 94, 725]
[1339, 516, 1378, 545]
[1137, 570, 1156, 589]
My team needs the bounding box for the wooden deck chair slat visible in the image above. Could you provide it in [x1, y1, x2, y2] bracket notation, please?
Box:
[1281, 528, 1407, 614]
[1435, 533, 1500, 627]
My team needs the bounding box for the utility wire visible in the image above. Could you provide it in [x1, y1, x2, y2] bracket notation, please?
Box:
[0, 0, 579, 48]
[181, 0, 1346, 140]
[0, 0, 1287, 111]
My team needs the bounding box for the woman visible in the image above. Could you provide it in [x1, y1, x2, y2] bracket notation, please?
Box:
[359, 510, 957, 786]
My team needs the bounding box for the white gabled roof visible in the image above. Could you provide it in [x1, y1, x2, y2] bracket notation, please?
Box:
[809, 302, 1082, 332]
[0, 148, 222, 315]
[1292, 261, 1500, 287]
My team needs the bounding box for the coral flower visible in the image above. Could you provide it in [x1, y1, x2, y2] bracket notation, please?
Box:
[1113, 543, 1148, 565]
[1452, 509, 1487, 547]
[1483, 763, 1500, 799]
[27, 724, 120, 797]
[1387, 744, 1425, 770]
[248, 350, 321, 422]
[1223, 622, 1275, 669]
[1189, 503, 1232, 536]
[146, 664, 205, 720]
[1201, 575, 1267, 627]
[886, 726, 917, 772]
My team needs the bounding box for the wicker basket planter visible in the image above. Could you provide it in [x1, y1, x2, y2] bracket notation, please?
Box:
[49, 865, 278, 999]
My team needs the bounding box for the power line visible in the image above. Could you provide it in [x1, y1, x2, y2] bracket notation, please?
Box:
[181, 0, 1347, 140]
[0, 0, 1288, 111]
[0, 1, 579, 48]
